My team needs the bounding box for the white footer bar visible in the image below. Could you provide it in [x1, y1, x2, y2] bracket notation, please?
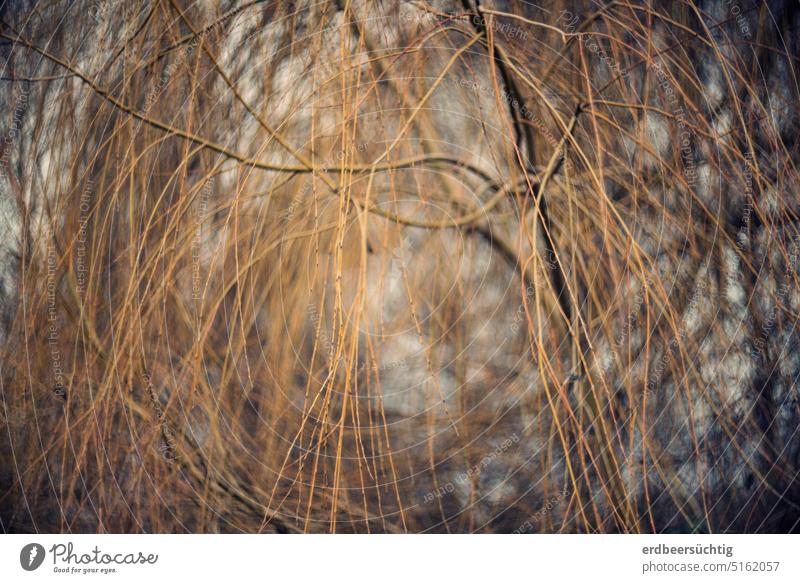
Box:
[1, 534, 797, 582]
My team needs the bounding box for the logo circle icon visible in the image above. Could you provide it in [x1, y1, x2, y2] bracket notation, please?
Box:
[20, 543, 46, 571]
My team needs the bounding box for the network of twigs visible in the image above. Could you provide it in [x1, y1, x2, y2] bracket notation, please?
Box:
[1, 0, 799, 532]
